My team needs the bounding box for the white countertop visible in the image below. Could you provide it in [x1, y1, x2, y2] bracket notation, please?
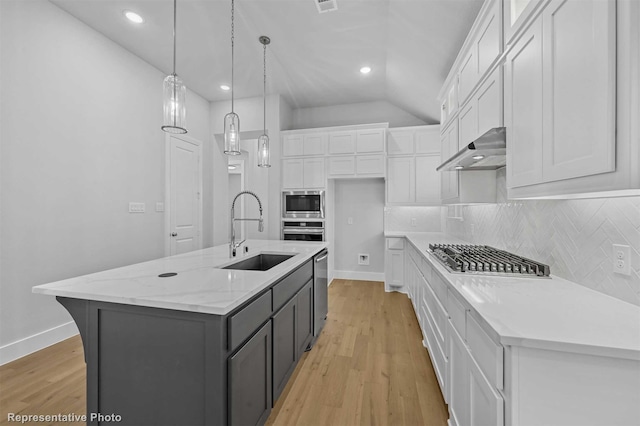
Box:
[33, 240, 327, 316]
[385, 232, 640, 360]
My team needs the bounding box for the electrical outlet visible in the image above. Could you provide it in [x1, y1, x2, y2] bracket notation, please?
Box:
[358, 253, 370, 265]
[348, 217, 353, 225]
[155, 202, 165, 212]
[613, 244, 631, 276]
[411, 218, 417, 227]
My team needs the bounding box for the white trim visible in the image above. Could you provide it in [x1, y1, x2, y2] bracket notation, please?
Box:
[332, 270, 385, 282]
[165, 133, 204, 256]
[0, 321, 78, 366]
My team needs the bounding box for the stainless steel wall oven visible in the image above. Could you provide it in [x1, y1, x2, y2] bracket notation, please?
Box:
[281, 221, 324, 242]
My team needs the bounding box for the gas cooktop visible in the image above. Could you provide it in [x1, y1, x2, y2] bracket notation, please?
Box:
[428, 244, 551, 277]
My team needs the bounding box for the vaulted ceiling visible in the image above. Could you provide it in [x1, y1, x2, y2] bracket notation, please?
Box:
[50, 0, 482, 123]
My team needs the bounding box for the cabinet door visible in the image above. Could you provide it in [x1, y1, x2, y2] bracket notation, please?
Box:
[296, 280, 313, 356]
[328, 131, 356, 154]
[415, 127, 441, 154]
[282, 135, 303, 157]
[387, 157, 415, 203]
[458, 48, 478, 105]
[440, 122, 459, 201]
[303, 158, 325, 188]
[327, 156, 355, 176]
[385, 249, 404, 289]
[541, 0, 616, 182]
[476, 67, 502, 133]
[282, 158, 304, 189]
[448, 321, 470, 426]
[272, 297, 297, 401]
[505, 18, 544, 188]
[415, 155, 441, 204]
[468, 355, 504, 426]
[387, 130, 414, 155]
[229, 321, 272, 426]
[356, 154, 385, 176]
[458, 101, 478, 148]
[476, 0, 501, 78]
[356, 129, 385, 153]
[303, 134, 327, 156]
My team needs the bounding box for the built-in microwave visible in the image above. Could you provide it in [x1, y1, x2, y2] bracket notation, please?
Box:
[282, 190, 325, 219]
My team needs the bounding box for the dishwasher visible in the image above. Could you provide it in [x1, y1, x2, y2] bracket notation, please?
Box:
[311, 249, 328, 347]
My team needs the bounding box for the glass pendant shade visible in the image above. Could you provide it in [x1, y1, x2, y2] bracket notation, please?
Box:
[257, 134, 271, 167]
[224, 112, 241, 155]
[162, 74, 187, 134]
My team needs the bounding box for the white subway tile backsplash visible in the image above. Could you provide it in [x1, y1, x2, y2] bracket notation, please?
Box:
[445, 169, 640, 306]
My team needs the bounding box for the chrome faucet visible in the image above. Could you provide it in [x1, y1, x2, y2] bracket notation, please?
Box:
[230, 190, 264, 257]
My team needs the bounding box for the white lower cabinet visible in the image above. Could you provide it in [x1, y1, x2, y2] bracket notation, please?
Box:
[384, 238, 404, 292]
[448, 321, 470, 426]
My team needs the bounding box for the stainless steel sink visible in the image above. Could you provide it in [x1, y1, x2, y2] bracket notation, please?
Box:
[221, 253, 295, 271]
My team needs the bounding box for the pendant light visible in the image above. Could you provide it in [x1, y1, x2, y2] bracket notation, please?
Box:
[257, 36, 271, 168]
[223, 0, 241, 155]
[161, 0, 187, 134]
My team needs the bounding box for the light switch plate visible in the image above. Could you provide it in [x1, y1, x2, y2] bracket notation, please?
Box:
[155, 202, 165, 212]
[129, 202, 145, 213]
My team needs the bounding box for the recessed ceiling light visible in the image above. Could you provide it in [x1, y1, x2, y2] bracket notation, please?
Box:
[360, 66, 372, 74]
[455, 165, 464, 170]
[124, 11, 144, 24]
[220, 85, 230, 91]
[472, 155, 485, 160]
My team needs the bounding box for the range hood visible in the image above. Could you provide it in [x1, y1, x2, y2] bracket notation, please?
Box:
[437, 127, 506, 171]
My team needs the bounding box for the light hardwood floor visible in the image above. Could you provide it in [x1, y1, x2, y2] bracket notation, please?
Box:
[0, 280, 447, 426]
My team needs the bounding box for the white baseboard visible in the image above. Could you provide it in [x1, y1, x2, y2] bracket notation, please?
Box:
[332, 270, 385, 282]
[0, 321, 79, 366]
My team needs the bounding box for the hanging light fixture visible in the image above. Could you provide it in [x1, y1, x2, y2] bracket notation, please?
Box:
[224, 0, 241, 155]
[257, 36, 271, 168]
[161, 0, 187, 134]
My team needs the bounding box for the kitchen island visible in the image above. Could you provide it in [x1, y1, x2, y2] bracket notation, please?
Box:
[33, 240, 328, 426]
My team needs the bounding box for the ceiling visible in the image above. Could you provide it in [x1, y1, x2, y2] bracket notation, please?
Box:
[50, 0, 482, 124]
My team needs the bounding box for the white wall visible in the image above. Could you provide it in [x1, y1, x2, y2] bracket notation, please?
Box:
[333, 179, 385, 279]
[210, 94, 285, 244]
[384, 206, 443, 232]
[0, 0, 211, 363]
[291, 100, 426, 130]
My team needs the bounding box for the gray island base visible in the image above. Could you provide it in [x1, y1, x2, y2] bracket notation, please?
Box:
[58, 255, 326, 426]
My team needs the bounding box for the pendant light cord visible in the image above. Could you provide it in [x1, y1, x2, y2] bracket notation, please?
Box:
[231, 0, 235, 113]
[263, 42, 266, 134]
[172, 0, 177, 76]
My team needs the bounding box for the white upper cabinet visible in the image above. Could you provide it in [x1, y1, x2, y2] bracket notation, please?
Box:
[303, 134, 327, 156]
[476, 0, 501, 78]
[328, 131, 356, 155]
[506, 0, 617, 195]
[282, 134, 303, 157]
[302, 158, 326, 188]
[282, 158, 326, 189]
[440, 121, 459, 202]
[540, 0, 616, 182]
[457, 50, 478, 106]
[386, 126, 441, 205]
[356, 129, 385, 153]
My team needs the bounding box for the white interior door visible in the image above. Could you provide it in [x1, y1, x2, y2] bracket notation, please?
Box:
[167, 134, 202, 256]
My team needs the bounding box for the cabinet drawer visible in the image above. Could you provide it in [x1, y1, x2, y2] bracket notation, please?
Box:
[424, 281, 447, 349]
[422, 304, 447, 396]
[428, 268, 448, 308]
[448, 290, 467, 340]
[228, 290, 272, 351]
[467, 313, 504, 390]
[387, 237, 404, 250]
[356, 154, 385, 175]
[272, 260, 313, 311]
[328, 156, 355, 176]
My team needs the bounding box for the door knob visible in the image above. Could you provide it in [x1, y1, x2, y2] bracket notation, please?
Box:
[171, 232, 178, 237]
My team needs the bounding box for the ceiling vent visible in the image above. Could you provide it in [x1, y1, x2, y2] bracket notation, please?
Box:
[315, 0, 338, 13]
